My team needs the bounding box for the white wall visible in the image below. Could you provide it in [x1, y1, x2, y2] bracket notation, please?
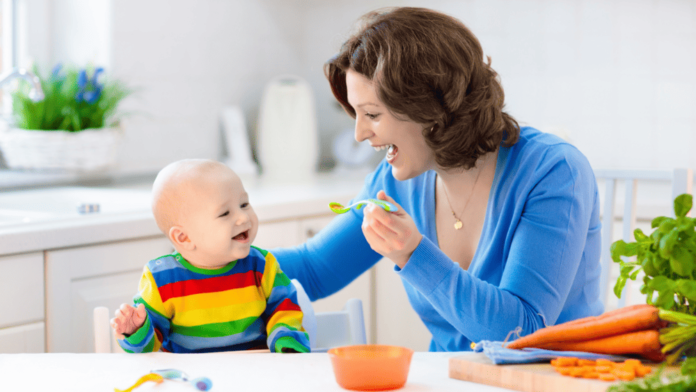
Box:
[18, 0, 696, 174]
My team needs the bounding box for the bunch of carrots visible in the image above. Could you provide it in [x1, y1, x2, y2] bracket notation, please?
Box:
[551, 357, 652, 382]
[507, 304, 696, 364]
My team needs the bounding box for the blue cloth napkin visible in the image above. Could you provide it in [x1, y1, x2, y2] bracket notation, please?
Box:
[473, 340, 629, 365]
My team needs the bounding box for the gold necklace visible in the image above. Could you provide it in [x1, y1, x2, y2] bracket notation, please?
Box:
[441, 159, 485, 230]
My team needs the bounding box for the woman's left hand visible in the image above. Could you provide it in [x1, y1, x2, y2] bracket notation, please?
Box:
[362, 190, 422, 268]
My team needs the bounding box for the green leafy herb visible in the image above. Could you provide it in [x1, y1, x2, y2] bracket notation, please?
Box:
[11, 64, 132, 132]
[612, 194, 696, 315]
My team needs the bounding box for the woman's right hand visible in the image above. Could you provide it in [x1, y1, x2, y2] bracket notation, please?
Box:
[110, 303, 146, 339]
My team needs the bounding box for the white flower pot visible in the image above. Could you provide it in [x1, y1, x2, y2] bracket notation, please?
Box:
[0, 127, 122, 171]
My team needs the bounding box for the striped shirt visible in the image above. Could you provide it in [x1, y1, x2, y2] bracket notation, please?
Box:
[118, 246, 309, 353]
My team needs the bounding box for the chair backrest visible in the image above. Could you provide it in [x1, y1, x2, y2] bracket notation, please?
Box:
[93, 280, 367, 353]
[595, 168, 693, 309]
[291, 279, 366, 352]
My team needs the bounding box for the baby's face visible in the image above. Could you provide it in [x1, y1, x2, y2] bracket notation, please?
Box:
[182, 170, 258, 268]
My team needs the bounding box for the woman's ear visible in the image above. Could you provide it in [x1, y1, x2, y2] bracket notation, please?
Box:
[169, 226, 195, 251]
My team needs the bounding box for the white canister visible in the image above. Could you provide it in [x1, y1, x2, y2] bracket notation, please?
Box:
[257, 75, 318, 182]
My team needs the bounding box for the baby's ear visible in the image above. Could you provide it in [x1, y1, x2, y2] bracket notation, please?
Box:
[169, 226, 195, 250]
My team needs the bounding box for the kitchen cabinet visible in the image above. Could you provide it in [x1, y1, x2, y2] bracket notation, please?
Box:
[45, 236, 173, 353]
[374, 257, 431, 352]
[0, 252, 45, 353]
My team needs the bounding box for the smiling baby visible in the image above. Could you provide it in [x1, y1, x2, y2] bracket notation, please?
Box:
[111, 159, 310, 353]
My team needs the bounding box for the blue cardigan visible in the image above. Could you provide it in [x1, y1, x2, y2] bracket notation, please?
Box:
[273, 127, 603, 351]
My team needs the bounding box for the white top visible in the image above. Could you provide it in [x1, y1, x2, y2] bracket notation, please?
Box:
[0, 352, 513, 391]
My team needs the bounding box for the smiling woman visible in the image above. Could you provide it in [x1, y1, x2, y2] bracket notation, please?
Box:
[272, 7, 603, 352]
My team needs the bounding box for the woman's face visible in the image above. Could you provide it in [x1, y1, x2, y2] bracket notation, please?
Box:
[345, 69, 435, 181]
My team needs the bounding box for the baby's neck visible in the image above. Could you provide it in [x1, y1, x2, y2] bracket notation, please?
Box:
[176, 251, 234, 270]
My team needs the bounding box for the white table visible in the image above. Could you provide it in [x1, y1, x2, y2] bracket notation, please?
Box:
[0, 352, 514, 391]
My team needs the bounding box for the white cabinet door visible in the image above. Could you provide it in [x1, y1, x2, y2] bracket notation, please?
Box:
[0, 252, 44, 329]
[0, 322, 45, 353]
[298, 215, 376, 344]
[254, 220, 301, 250]
[45, 236, 173, 353]
[375, 258, 431, 351]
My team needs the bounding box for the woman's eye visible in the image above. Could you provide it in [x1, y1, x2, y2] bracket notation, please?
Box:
[365, 113, 379, 120]
[219, 211, 229, 218]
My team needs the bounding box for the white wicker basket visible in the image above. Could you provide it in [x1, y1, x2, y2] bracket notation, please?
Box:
[0, 127, 122, 171]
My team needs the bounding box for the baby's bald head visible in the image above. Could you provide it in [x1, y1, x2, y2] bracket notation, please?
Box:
[151, 159, 236, 234]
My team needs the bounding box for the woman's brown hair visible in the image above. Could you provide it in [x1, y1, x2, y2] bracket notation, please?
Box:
[325, 7, 519, 170]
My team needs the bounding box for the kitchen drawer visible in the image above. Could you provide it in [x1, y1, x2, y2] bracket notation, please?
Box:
[0, 252, 44, 328]
[0, 322, 45, 353]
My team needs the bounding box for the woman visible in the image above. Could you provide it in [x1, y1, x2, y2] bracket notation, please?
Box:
[273, 7, 603, 352]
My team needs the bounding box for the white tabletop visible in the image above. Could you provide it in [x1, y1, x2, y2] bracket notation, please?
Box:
[0, 352, 514, 391]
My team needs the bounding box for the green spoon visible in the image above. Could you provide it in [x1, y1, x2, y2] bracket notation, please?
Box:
[329, 199, 399, 214]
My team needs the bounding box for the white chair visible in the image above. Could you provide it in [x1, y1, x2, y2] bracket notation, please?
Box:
[291, 279, 367, 352]
[93, 279, 366, 353]
[595, 168, 693, 310]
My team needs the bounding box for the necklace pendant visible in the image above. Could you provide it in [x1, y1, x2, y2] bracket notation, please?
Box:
[454, 219, 463, 230]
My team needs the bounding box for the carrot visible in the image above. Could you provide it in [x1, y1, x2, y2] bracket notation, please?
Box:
[577, 359, 596, 366]
[558, 304, 653, 327]
[641, 349, 666, 363]
[554, 357, 578, 367]
[535, 330, 662, 358]
[506, 306, 660, 349]
[596, 358, 617, 367]
[599, 373, 617, 381]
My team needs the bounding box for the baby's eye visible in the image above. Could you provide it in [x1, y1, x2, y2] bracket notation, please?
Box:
[218, 211, 229, 218]
[241, 202, 250, 209]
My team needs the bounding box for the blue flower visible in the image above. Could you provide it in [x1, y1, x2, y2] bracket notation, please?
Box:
[51, 63, 64, 80]
[75, 67, 105, 104]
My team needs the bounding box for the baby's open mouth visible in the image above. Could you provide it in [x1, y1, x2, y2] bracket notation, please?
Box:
[232, 230, 249, 241]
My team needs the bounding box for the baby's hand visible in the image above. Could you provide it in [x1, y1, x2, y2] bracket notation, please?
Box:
[110, 303, 147, 339]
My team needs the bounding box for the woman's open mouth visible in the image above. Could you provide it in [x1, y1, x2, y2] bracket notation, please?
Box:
[374, 144, 398, 163]
[232, 230, 249, 242]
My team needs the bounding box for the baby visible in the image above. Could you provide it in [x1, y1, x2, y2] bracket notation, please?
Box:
[111, 159, 309, 353]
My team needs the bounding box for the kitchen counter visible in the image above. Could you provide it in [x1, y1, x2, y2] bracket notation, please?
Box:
[0, 352, 514, 391]
[0, 170, 369, 256]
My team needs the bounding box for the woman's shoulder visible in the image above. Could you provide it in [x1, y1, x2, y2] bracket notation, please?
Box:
[507, 126, 593, 175]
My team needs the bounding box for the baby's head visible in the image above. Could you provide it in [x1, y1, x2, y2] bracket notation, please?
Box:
[152, 159, 258, 269]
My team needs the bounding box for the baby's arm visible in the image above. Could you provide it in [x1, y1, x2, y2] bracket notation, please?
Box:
[259, 251, 310, 353]
[115, 265, 171, 353]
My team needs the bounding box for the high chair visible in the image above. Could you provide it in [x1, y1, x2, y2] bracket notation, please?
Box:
[93, 279, 366, 353]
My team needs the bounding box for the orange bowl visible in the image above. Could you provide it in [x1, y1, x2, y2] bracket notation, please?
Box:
[327, 345, 414, 391]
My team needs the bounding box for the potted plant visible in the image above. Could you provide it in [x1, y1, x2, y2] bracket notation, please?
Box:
[0, 64, 131, 171]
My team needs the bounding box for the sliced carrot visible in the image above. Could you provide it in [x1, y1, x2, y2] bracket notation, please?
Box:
[614, 370, 636, 381]
[583, 372, 599, 379]
[595, 366, 612, 373]
[624, 359, 642, 368]
[507, 306, 660, 350]
[555, 367, 573, 375]
[596, 359, 617, 367]
[635, 366, 652, 377]
[550, 359, 559, 367]
[578, 359, 596, 366]
[599, 373, 617, 381]
[569, 367, 587, 377]
[554, 357, 578, 367]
